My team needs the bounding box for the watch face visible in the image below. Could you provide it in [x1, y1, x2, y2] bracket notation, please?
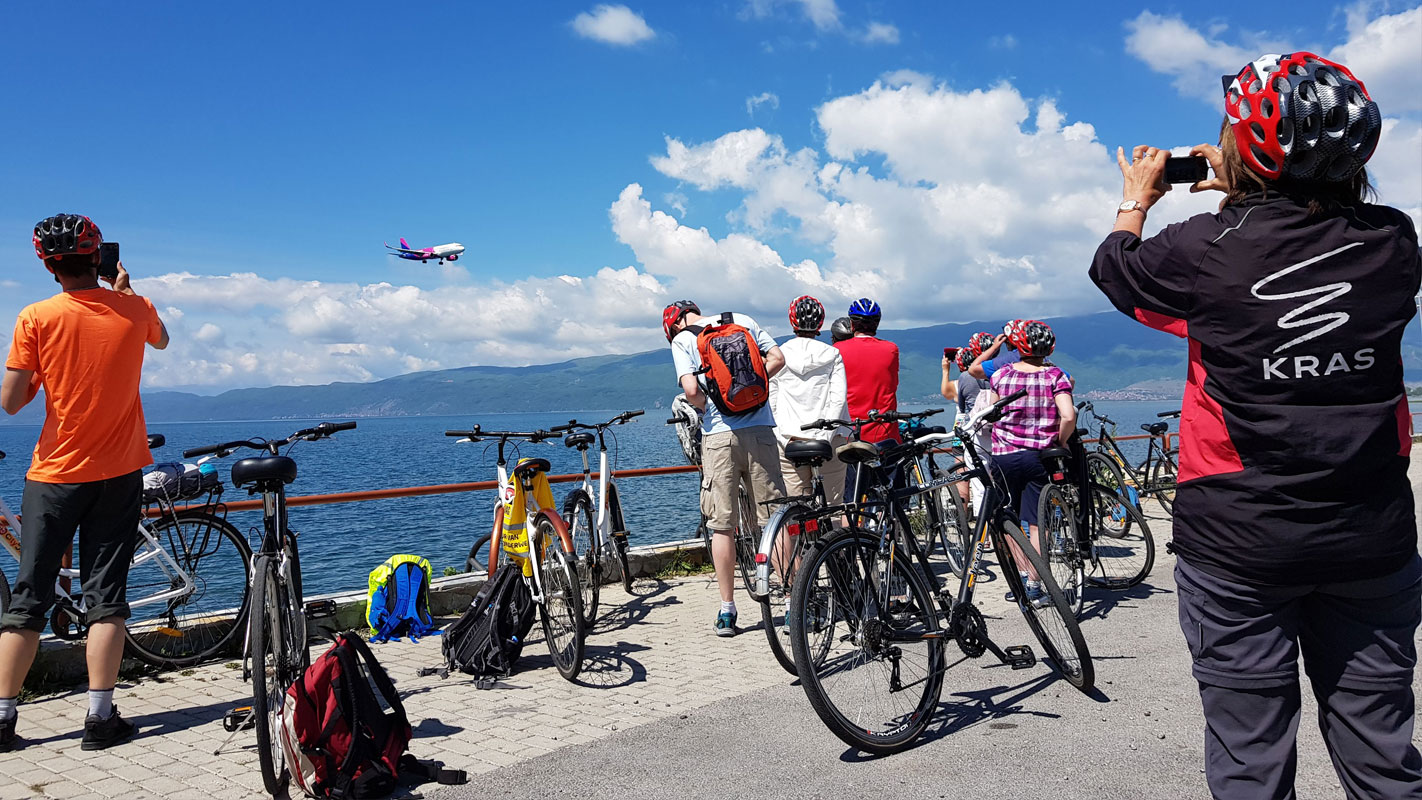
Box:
[1118, 200, 1139, 211]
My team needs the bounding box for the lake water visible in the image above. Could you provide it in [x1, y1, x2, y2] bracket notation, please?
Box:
[0, 399, 1353, 597]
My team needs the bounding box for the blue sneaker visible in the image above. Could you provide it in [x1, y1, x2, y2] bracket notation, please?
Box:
[714, 610, 737, 637]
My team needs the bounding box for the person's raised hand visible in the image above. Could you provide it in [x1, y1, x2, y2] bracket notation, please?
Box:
[1188, 143, 1230, 201]
[941, 355, 953, 373]
[1116, 145, 1171, 211]
[102, 262, 135, 295]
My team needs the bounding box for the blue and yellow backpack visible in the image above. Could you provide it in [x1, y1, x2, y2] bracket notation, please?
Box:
[366, 555, 441, 643]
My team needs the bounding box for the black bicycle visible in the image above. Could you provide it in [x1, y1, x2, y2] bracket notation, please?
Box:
[184, 421, 355, 795]
[787, 392, 1093, 755]
[1036, 443, 1155, 616]
[1079, 402, 1179, 518]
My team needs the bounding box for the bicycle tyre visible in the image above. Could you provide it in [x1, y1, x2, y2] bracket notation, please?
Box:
[562, 491, 600, 629]
[124, 511, 252, 669]
[736, 489, 763, 600]
[995, 520, 1094, 691]
[758, 501, 814, 676]
[789, 527, 945, 755]
[249, 555, 289, 795]
[1085, 453, 1131, 536]
[1036, 486, 1084, 618]
[1151, 450, 1177, 515]
[935, 479, 973, 579]
[533, 515, 585, 681]
[606, 484, 635, 594]
[1086, 483, 1155, 589]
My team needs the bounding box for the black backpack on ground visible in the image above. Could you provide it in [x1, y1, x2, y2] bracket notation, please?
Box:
[423, 566, 536, 688]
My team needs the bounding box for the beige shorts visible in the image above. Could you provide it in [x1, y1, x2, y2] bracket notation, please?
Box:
[779, 434, 848, 507]
[700, 426, 785, 532]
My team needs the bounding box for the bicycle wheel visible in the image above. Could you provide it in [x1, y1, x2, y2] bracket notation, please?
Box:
[249, 555, 290, 795]
[789, 527, 945, 755]
[1036, 486, 1084, 618]
[1086, 483, 1155, 589]
[562, 491, 600, 628]
[124, 511, 252, 668]
[1085, 452, 1131, 536]
[934, 479, 972, 579]
[607, 484, 634, 594]
[735, 489, 763, 600]
[533, 515, 585, 681]
[1151, 450, 1178, 515]
[758, 502, 815, 676]
[995, 520, 1094, 691]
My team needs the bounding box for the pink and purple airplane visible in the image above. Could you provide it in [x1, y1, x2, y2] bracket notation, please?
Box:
[384, 237, 465, 265]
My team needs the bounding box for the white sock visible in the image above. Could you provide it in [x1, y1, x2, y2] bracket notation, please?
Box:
[720, 600, 736, 615]
[0, 696, 16, 722]
[88, 689, 113, 720]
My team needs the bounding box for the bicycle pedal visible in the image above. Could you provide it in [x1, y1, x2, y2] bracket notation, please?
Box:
[223, 706, 256, 732]
[1003, 645, 1037, 670]
[303, 599, 338, 620]
[611, 530, 630, 544]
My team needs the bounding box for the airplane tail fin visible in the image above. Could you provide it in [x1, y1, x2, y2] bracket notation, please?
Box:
[399, 237, 411, 250]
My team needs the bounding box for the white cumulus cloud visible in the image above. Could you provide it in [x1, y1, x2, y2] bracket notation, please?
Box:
[571, 4, 655, 46]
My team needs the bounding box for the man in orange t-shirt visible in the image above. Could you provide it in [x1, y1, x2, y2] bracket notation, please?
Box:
[0, 215, 169, 752]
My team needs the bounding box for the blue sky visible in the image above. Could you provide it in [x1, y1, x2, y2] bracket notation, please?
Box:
[2, 1, 1419, 391]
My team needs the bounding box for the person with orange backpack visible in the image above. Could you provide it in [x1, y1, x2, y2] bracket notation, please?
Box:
[663, 300, 786, 636]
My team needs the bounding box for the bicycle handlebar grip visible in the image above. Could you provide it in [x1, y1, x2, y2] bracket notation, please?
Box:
[183, 443, 227, 459]
[624, 409, 645, 419]
[1157, 409, 1181, 418]
[922, 408, 944, 416]
[445, 430, 477, 437]
[1076, 400, 1088, 410]
[665, 416, 682, 425]
[327, 421, 357, 432]
[1101, 416, 1116, 426]
[549, 423, 575, 433]
[147, 434, 166, 449]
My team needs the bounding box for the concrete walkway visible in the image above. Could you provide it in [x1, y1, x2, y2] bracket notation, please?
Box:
[3, 492, 1420, 798]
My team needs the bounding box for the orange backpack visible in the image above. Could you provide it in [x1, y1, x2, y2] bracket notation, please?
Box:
[690, 312, 771, 416]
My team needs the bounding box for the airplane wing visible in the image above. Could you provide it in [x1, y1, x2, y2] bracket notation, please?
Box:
[384, 242, 429, 257]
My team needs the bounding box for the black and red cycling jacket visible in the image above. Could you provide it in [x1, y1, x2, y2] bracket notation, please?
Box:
[1091, 193, 1421, 585]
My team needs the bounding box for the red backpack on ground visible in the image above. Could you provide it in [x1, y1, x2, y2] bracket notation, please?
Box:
[279, 633, 463, 798]
[691, 312, 771, 416]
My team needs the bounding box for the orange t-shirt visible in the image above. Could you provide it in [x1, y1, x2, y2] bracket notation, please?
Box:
[6, 289, 163, 483]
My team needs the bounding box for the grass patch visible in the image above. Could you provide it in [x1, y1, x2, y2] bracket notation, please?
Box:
[654, 548, 713, 579]
[442, 566, 459, 577]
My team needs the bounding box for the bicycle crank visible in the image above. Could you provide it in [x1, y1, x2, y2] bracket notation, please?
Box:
[949, 604, 988, 658]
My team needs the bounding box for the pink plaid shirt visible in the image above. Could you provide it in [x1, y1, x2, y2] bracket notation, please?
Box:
[989, 364, 1072, 455]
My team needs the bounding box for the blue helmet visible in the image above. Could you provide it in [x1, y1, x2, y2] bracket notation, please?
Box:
[848, 298, 881, 319]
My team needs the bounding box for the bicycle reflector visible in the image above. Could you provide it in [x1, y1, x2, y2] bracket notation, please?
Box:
[755, 553, 768, 564]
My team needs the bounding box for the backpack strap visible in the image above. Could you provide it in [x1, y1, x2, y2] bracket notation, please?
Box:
[399, 753, 469, 786]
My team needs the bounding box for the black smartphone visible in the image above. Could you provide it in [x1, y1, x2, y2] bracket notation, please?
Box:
[944, 347, 960, 360]
[1164, 155, 1209, 184]
[98, 242, 120, 281]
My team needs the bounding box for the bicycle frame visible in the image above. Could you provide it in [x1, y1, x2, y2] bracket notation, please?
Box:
[572, 430, 619, 564]
[1094, 421, 1173, 491]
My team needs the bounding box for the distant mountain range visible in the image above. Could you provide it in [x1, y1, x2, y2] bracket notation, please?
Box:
[10, 309, 1412, 425]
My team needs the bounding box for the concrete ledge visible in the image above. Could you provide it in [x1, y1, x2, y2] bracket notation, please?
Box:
[28, 536, 710, 688]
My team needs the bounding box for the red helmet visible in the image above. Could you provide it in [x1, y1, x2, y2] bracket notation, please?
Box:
[33, 214, 102, 261]
[1224, 52, 1381, 182]
[662, 300, 700, 342]
[967, 331, 996, 359]
[954, 348, 972, 371]
[1009, 320, 1055, 358]
[788, 295, 825, 333]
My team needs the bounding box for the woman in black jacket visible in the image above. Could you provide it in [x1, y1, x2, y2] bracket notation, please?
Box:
[1091, 52, 1422, 800]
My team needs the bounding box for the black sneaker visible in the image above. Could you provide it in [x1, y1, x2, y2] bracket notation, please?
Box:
[82, 707, 136, 751]
[0, 714, 17, 752]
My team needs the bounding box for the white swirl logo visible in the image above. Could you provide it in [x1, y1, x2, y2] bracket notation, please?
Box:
[1250, 242, 1363, 353]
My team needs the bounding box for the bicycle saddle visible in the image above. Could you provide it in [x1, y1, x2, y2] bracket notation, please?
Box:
[563, 432, 595, 449]
[513, 458, 552, 480]
[1142, 422, 1169, 435]
[835, 441, 880, 465]
[785, 439, 833, 466]
[1037, 446, 1072, 465]
[231, 455, 298, 489]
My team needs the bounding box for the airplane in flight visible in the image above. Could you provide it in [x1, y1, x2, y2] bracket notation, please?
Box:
[384, 238, 465, 265]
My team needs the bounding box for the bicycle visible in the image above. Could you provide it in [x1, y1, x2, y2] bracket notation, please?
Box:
[552, 410, 642, 627]
[1036, 442, 1156, 617]
[183, 421, 356, 795]
[786, 390, 1094, 755]
[448, 426, 585, 681]
[0, 437, 250, 669]
[663, 409, 764, 601]
[1078, 402, 1179, 517]
[899, 415, 972, 580]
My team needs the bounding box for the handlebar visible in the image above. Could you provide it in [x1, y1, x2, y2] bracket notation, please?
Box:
[445, 428, 556, 443]
[552, 409, 646, 433]
[183, 421, 357, 459]
[1157, 409, 1181, 419]
[1077, 400, 1115, 426]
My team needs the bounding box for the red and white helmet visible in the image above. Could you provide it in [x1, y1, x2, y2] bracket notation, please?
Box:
[1224, 52, 1381, 182]
[788, 295, 825, 333]
[1009, 320, 1055, 358]
[955, 348, 972, 371]
[662, 300, 699, 342]
[33, 214, 102, 261]
[967, 331, 996, 359]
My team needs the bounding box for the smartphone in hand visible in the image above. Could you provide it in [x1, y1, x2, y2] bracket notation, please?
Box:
[1164, 155, 1209, 184]
[944, 347, 960, 360]
[98, 242, 120, 281]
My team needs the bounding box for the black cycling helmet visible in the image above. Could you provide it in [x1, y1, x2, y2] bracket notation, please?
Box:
[830, 316, 853, 343]
[789, 295, 826, 334]
[33, 214, 102, 261]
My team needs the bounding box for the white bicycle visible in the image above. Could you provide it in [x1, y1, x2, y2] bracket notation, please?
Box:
[0, 437, 251, 668]
[551, 410, 642, 627]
